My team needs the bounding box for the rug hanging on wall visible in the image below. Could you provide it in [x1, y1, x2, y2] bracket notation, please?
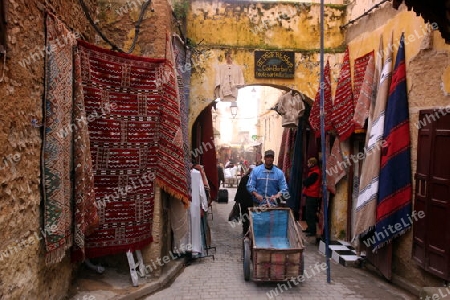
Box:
[42, 12, 77, 265]
[77, 40, 189, 258]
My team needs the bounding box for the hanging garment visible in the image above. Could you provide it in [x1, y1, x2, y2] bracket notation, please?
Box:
[374, 33, 412, 252]
[353, 36, 393, 241]
[287, 119, 304, 220]
[77, 39, 189, 259]
[190, 169, 208, 254]
[309, 60, 333, 137]
[331, 47, 355, 141]
[277, 91, 305, 128]
[214, 63, 245, 102]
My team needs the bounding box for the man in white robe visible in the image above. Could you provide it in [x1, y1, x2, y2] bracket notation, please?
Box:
[190, 169, 209, 254]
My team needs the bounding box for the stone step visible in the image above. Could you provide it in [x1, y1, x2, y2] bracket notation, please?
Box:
[319, 239, 364, 267]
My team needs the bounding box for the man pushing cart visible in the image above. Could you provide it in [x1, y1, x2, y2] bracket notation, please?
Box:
[244, 150, 305, 282]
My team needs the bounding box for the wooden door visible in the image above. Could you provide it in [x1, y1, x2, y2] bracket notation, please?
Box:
[412, 109, 450, 280]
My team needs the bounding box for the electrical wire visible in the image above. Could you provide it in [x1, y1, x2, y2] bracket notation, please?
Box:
[340, 0, 391, 29]
[77, 0, 153, 53]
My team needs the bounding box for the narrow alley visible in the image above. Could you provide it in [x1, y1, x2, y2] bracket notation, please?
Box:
[146, 188, 415, 300]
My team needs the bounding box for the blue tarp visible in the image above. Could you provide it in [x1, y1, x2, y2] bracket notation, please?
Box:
[252, 210, 291, 249]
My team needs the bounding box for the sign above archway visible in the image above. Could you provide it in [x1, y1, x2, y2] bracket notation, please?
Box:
[254, 51, 295, 79]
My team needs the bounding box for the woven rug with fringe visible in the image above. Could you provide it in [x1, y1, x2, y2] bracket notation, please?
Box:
[78, 40, 189, 258]
[331, 47, 354, 141]
[353, 36, 393, 241]
[309, 60, 333, 137]
[353, 51, 374, 106]
[43, 13, 77, 264]
[374, 34, 412, 251]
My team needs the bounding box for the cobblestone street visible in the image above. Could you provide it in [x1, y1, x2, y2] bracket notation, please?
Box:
[146, 188, 416, 300]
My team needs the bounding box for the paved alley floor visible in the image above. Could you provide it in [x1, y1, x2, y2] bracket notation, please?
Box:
[145, 188, 416, 300]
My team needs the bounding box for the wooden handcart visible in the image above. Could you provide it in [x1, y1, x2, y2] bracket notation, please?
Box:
[243, 207, 305, 282]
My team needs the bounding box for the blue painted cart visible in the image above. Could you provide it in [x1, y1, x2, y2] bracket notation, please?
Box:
[243, 207, 304, 282]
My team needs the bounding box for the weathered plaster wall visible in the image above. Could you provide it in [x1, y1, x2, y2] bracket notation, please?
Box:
[0, 1, 97, 299]
[187, 0, 347, 128]
[346, 2, 450, 288]
[97, 0, 171, 58]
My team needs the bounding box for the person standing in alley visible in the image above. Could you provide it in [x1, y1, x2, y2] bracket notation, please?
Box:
[247, 150, 288, 206]
[234, 165, 256, 235]
[302, 157, 321, 237]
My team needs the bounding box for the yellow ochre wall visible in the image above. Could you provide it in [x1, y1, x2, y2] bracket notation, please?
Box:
[186, 0, 347, 128]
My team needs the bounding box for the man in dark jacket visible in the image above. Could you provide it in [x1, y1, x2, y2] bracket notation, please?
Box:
[302, 157, 321, 237]
[217, 162, 225, 188]
[234, 164, 255, 235]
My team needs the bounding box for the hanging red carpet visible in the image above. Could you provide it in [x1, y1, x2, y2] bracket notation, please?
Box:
[309, 60, 333, 137]
[331, 47, 354, 141]
[78, 40, 189, 258]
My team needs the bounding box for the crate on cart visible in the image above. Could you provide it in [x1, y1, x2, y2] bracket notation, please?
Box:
[245, 207, 304, 282]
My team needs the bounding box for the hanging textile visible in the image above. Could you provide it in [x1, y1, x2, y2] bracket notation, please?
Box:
[172, 35, 192, 197]
[326, 138, 347, 194]
[353, 51, 375, 106]
[277, 128, 288, 169]
[288, 118, 304, 220]
[78, 39, 189, 258]
[214, 63, 245, 102]
[199, 105, 219, 202]
[278, 127, 296, 182]
[353, 36, 393, 241]
[331, 47, 354, 141]
[42, 12, 77, 264]
[276, 91, 305, 128]
[353, 55, 376, 130]
[309, 60, 333, 137]
[159, 34, 190, 204]
[374, 33, 412, 251]
[71, 46, 99, 263]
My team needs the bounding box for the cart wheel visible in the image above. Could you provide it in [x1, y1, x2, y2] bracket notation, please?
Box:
[243, 238, 251, 281]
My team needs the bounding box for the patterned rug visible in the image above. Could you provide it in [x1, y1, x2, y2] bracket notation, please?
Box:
[374, 34, 412, 251]
[281, 128, 296, 183]
[353, 51, 374, 105]
[353, 37, 393, 241]
[42, 12, 77, 264]
[172, 35, 192, 197]
[353, 55, 376, 130]
[78, 40, 189, 258]
[309, 60, 333, 137]
[331, 47, 354, 141]
[71, 47, 99, 262]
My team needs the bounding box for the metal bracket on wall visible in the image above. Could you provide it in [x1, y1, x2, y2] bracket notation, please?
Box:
[0, 45, 6, 82]
[0, 0, 7, 82]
